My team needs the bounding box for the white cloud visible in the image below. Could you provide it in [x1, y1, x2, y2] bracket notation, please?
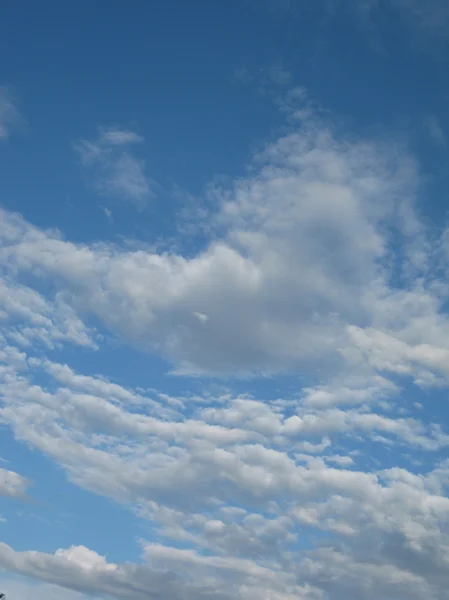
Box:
[0, 277, 96, 350]
[1, 92, 449, 600]
[301, 375, 398, 408]
[75, 127, 153, 206]
[0, 316, 449, 600]
[98, 128, 144, 146]
[1, 399, 449, 600]
[325, 455, 354, 466]
[346, 325, 449, 386]
[102, 206, 113, 221]
[5, 107, 449, 380]
[54, 546, 117, 572]
[0, 467, 29, 499]
[0, 543, 234, 600]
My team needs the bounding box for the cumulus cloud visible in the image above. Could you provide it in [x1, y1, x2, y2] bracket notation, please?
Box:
[75, 127, 153, 206]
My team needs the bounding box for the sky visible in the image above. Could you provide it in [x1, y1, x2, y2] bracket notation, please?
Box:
[0, 1, 449, 599]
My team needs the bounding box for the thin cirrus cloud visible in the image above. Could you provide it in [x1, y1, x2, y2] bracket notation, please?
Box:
[1, 87, 449, 600]
[233, 62, 292, 88]
[258, 0, 449, 45]
[380, 0, 449, 38]
[74, 126, 154, 206]
[424, 114, 447, 146]
[0, 87, 22, 140]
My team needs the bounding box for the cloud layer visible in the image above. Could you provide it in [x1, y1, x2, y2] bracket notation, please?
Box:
[1, 97, 449, 600]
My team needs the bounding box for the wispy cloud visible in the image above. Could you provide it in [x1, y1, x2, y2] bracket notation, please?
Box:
[232, 62, 292, 90]
[75, 126, 154, 207]
[264, 62, 292, 86]
[255, 0, 449, 49]
[231, 66, 254, 85]
[424, 114, 447, 146]
[0, 87, 22, 141]
[388, 0, 449, 41]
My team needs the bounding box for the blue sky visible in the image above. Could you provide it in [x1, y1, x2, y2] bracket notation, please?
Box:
[1, 1, 449, 599]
